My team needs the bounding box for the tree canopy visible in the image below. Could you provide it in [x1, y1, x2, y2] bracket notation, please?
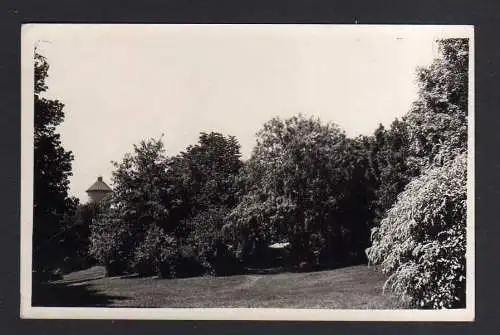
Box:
[33, 51, 76, 274]
[367, 38, 469, 308]
[367, 120, 413, 226]
[89, 138, 174, 276]
[404, 39, 469, 171]
[90, 133, 244, 277]
[225, 115, 375, 266]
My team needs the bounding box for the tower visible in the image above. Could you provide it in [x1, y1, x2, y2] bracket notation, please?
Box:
[86, 176, 112, 203]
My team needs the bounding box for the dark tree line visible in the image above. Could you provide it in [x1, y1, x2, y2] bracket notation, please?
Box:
[33, 51, 78, 279]
[86, 113, 416, 277]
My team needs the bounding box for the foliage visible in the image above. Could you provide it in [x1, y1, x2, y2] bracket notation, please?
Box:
[367, 153, 467, 308]
[89, 134, 243, 278]
[33, 51, 75, 274]
[133, 224, 178, 277]
[78, 39, 470, 309]
[332, 136, 378, 265]
[367, 38, 469, 309]
[58, 201, 100, 272]
[88, 197, 132, 276]
[165, 132, 244, 276]
[89, 138, 173, 275]
[175, 132, 243, 214]
[367, 120, 414, 225]
[110, 138, 173, 233]
[404, 38, 469, 172]
[185, 207, 242, 276]
[225, 115, 374, 266]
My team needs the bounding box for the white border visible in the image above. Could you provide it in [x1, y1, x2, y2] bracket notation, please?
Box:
[20, 24, 475, 321]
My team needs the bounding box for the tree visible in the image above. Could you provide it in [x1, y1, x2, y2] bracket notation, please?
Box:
[367, 120, 413, 226]
[367, 153, 467, 308]
[88, 197, 132, 276]
[333, 136, 377, 265]
[367, 38, 469, 308]
[226, 115, 373, 267]
[33, 51, 75, 275]
[169, 132, 243, 275]
[58, 201, 98, 272]
[404, 38, 469, 172]
[176, 132, 243, 213]
[89, 138, 176, 276]
[90, 133, 243, 278]
[185, 207, 242, 276]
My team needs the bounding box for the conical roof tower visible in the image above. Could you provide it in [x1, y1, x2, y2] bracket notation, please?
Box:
[86, 176, 112, 203]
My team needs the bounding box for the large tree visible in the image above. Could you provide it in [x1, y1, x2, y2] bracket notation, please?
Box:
[367, 38, 469, 309]
[176, 132, 243, 214]
[226, 115, 373, 267]
[367, 153, 467, 308]
[404, 38, 469, 171]
[172, 132, 243, 274]
[89, 138, 176, 276]
[90, 133, 243, 277]
[33, 51, 75, 275]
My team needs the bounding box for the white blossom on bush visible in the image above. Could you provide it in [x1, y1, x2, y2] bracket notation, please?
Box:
[367, 153, 466, 308]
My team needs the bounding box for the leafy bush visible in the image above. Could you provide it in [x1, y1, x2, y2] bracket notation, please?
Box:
[367, 38, 469, 309]
[186, 207, 243, 276]
[59, 201, 105, 273]
[133, 224, 177, 276]
[367, 153, 467, 308]
[88, 198, 134, 276]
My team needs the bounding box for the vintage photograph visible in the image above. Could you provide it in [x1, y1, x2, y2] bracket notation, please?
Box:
[20, 24, 474, 320]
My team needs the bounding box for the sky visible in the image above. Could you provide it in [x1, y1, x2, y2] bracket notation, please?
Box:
[31, 25, 452, 202]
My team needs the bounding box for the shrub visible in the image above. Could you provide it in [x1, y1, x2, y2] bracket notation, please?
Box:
[89, 199, 134, 276]
[58, 202, 101, 273]
[366, 153, 467, 308]
[186, 207, 242, 276]
[133, 224, 177, 276]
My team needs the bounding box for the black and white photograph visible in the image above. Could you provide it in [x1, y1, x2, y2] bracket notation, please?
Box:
[20, 24, 474, 320]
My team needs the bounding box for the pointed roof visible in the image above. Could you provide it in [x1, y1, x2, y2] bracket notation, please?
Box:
[86, 176, 112, 193]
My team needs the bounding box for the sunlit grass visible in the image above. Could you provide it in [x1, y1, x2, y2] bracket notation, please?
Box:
[39, 265, 402, 309]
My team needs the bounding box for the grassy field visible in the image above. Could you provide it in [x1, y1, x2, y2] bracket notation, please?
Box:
[33, 265, 402, 309]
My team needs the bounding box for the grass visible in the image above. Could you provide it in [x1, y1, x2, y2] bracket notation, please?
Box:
[34, 265, 402, 309]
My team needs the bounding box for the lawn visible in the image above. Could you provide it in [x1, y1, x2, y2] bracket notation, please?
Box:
[33, 265, 402, 309]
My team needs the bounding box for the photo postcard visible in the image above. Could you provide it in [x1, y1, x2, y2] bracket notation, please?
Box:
[20, 24, 474, 321]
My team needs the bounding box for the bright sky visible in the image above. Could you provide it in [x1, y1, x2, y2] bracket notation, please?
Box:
[33, 25, 452, 202]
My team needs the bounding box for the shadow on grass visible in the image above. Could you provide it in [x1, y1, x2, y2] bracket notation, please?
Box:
[32, 280, 128, 307]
